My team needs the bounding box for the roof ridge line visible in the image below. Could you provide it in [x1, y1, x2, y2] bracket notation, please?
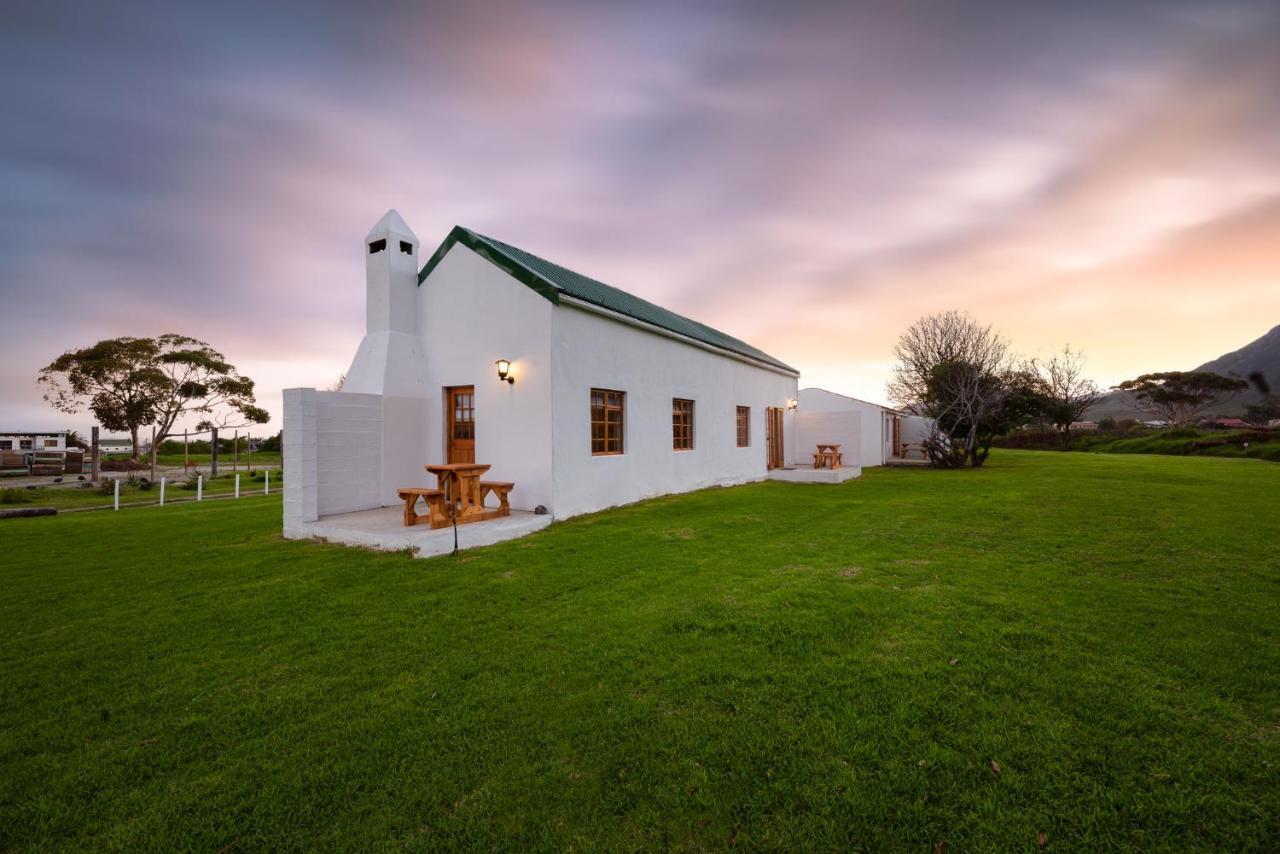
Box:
[417, 225, 797, 374]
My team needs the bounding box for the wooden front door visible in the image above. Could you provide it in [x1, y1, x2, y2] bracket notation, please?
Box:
[446, 386, 475, 463]
[766, 406, 784, 469]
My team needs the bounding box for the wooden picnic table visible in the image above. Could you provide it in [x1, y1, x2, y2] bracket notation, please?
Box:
[400, 464, 516, 530]
[813, 443, 843, 469]
[426, 463, 491, 523]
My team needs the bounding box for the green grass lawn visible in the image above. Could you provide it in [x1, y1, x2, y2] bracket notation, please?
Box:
[1, 471, 280, 511]
[998, 429, 1280, 462]
[1, 452, 1277, 850]
[100, 452, 283, 467]
[1075, 431, 1280, 462]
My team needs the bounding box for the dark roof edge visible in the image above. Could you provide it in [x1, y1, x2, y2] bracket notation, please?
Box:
[418, 226, 797, 374]
[417, 226, 560, 304]
[558, 294, 800, 377]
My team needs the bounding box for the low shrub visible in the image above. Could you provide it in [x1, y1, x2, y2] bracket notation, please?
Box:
[1, 488, 34, 505]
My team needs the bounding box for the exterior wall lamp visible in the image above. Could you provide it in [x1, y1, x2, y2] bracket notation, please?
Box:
[495, 359, 515, 384]
[786, 398, 798, 410]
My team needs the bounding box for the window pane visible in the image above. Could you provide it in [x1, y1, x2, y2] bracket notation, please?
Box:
[592, 388, 625, 454]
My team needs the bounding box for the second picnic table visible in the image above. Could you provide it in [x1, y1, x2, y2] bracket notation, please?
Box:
[813, 444, 843, 469]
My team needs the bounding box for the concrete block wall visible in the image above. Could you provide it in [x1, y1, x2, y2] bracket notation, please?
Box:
[794, 410, 862, 469]
[283, 387, 318, 530]
[283, 387, 384, 534]
[901, 415, 932, 445]
[314, 391, 383, 517]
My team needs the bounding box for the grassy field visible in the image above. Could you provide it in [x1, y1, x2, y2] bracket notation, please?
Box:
[102, 452, 283, 467]
[1, 471, 280, 511]
[997, 428, 1280, 462]
[1076, 431, 1280, 462]
[1, 452, 1277, 850]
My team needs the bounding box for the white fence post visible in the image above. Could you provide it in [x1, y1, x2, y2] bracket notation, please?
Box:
[160, 476, 166, 506]
[235, 473, 240, 498]
[197, 475, 203, 502]
[264, 470, 270, 495]
[113, 478, 119, 511]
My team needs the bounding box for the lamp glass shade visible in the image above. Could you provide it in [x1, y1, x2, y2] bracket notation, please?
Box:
[495, 359, 512, 380]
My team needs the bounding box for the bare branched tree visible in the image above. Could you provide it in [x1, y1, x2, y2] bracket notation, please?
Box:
[1036, 345, 1104, 448]
[889, 311, 1015, 467]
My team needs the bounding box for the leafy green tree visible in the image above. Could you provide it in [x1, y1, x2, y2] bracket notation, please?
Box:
[149, 334, 268, 444]
[39, 335, 268, 460]
[1243, 394, 1280, 429]
[1113, 371, 1248, 427]
[39, 338, 169, 461]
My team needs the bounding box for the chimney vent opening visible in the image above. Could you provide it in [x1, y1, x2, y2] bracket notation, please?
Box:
[399, 241, 413, 255]
[368, 238, 387, 254]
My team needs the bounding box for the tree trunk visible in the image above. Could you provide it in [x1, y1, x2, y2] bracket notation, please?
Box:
[129, 425, 141, 462]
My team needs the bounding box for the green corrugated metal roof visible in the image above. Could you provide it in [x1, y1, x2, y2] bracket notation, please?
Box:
[418, 226, 797, 374]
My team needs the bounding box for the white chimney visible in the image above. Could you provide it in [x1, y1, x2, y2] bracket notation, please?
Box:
[342, 209, 429, 397]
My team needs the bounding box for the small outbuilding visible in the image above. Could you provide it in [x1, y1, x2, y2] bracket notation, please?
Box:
[797, 387, 932, 465]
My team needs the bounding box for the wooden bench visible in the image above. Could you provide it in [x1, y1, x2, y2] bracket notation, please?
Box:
[899, 443, 927, 460]
[397, 487, 448, 528]
[479, 481, 514, 512]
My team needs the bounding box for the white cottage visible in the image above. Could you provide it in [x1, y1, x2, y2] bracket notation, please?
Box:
[284, 211, 804, 544]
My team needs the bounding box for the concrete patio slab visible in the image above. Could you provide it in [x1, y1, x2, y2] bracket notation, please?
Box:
[285, 506, 553, 558]
[767, 464, 861, 484]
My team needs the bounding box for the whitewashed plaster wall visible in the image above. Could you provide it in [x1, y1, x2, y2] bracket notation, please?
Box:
[282, 387, 317, 532]
[798, 387, 889, 466]
[901, 415, 932, 445]
[283, 388, 383, 535]
[551, 301, 799, 519]
[288, 215, 803, 526]
[417, 244, 555, 512]
[793, 410, 862, 469]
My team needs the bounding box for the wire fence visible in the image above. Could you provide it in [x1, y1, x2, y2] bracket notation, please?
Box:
[0, 424, 284, 517]
[1, 462, 282, 516]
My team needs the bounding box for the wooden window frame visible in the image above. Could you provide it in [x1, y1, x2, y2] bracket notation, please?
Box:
[591, 389, 625, 455]
[736, 406, 750, 448]
[672, 398, 694, 451]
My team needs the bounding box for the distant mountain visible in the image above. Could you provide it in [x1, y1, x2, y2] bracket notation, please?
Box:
[1088, 323, 1280, 421]
[1197, 323, 1280, 381]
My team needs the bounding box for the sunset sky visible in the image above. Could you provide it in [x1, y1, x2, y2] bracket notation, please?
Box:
[2, 1, 1278, 436]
